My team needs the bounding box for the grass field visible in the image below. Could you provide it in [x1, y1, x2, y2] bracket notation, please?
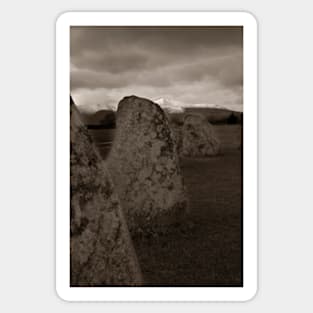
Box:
[90, 126, 242, 286]
[133, 152, 242, 285]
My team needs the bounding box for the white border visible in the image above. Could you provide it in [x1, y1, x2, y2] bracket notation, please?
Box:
[56, 11, 258, 302]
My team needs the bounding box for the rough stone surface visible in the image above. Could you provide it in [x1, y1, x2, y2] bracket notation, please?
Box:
[170, 123, 183, 156]
[70, 96, 143, 286]
[107, 96, 188, 234]
[182, 114, 220, 157]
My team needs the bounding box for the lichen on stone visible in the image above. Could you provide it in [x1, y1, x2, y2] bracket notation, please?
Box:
[107, 96, 188, 235]
[70, 96, 143, 286]
[181, 114, 220, 157]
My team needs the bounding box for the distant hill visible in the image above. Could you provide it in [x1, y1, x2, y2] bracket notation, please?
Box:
[183, 107, 242, 125]
[187, 103, 242, 113]
[81, 109, 116, 129]
[154, 97, 242, 113]
[154, 97, 242, 124]
[78, 97, 242, 128]
[154, 97, 185, 113]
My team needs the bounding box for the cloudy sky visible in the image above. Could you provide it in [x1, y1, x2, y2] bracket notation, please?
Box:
[70, 26, 243, 111]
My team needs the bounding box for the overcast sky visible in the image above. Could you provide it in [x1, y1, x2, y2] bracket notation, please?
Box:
[70, 26, 243, 111]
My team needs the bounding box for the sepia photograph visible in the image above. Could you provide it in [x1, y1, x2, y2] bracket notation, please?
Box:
[56, 12, 257, 301]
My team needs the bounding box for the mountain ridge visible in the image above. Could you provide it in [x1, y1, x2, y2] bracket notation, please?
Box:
[77, 97, 243, 114]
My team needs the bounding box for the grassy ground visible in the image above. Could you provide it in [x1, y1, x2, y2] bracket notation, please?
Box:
[90, 127, 242, 286]
[133, 152, 242, 286]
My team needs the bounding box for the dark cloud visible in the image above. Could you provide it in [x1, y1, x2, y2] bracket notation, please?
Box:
[70, 26, 243, 109]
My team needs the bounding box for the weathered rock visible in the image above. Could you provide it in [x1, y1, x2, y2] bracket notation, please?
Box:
[182, 114, 220, 157]
[70, 96, 143, 286]
[107, 96, 188, 234]
[170, 123, 183, 156]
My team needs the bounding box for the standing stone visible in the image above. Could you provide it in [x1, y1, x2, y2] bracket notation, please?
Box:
[170, 123, 183, 156]
[182, 114, 220, 157]
[107, 96, 188, 234]
[70, 96, 143, 286]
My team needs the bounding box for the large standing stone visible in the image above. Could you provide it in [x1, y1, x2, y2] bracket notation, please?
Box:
[70, 96, 143, 286]
[107, 96, 188, 234]
[182, 114, 220, 157]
